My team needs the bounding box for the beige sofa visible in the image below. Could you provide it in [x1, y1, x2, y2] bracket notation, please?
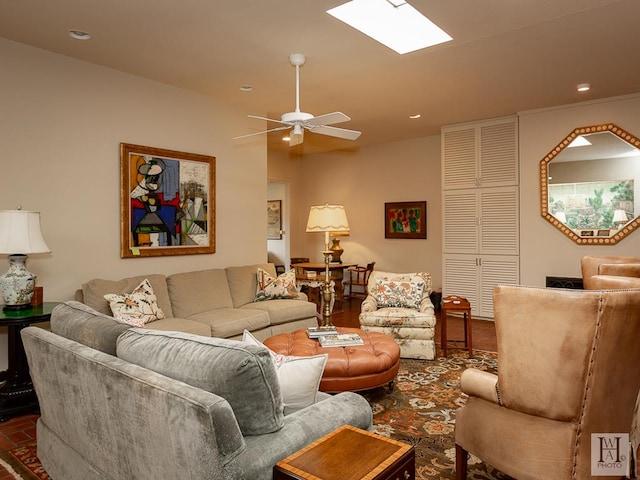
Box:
[76, 263, 318, 341]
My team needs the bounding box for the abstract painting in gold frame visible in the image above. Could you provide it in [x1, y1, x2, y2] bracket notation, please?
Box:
[120, 143, 215, 258]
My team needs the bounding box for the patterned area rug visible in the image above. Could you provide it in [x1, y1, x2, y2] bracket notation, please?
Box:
[0, 442, 48, 480]
[364, 351, 513, 479]
[0, 352, 510, 479]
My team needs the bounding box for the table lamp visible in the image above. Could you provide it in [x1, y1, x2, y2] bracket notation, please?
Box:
[0, 209, 51, 310]
[613, 209, 628, 228]
[329, 231, 349, 263]
[306, 204, 350, 326]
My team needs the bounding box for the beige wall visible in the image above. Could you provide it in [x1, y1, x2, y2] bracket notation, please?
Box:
[0, 39, 268, 368]
[519, 94, 640, 286]
[284, 136, 444, 285]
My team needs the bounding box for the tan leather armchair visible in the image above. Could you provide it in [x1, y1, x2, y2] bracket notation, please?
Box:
[455, 285, 640, 479]
[581, 255, 640, 289]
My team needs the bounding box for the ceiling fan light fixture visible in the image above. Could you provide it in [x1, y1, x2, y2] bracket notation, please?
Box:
[327, 0, 452, 54]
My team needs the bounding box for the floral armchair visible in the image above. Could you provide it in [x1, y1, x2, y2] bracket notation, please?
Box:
[359, 271, 436, 360]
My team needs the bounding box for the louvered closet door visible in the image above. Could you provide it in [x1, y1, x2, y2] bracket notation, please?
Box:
[443, 255, 479, 312]
[478, 255, 520, 318]
[442, 127, 476, 190]
[479, 186, 519, 255]
[479, 119, 518, 188]
[443, 190, 478, 254]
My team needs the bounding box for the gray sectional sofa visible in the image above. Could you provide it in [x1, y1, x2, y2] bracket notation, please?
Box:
[22, 301, 373, 479]
[76, 263, 318, 340]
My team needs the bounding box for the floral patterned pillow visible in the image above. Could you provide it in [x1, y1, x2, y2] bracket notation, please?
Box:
[103, 278, 166, 327]
[373, 279, 425, 309]
[255, 268, 300, 301]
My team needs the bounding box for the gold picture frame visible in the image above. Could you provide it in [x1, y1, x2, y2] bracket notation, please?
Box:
[120, 143, 215, 258]
[267, 200, 282, 240]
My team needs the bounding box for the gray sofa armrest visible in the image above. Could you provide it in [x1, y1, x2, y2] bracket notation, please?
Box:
[227, 391, 373, 480]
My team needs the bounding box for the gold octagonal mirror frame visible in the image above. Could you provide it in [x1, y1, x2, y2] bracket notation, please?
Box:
[540, 123, 640, 245]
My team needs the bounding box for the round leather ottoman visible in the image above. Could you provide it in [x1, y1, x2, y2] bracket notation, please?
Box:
[264, 327, 400, 393]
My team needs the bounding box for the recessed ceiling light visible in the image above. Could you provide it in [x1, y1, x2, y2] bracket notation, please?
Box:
[327, 0, 452, 54]
[409, 114, 421, 119]
[577, 83, 590, 92]
[239, 85, 253, 92]
[68, 30, 91, 40]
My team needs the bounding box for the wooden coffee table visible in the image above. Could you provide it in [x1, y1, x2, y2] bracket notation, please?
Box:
[274, 425, 415, 480]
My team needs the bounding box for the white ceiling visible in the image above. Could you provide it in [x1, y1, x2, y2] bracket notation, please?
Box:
[1, 0, 639, 155]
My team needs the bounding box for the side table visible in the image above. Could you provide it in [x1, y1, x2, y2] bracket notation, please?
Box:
[0, 302, 60, 422]
[274, 424, 414, 480]
[440, 295, 473, 358]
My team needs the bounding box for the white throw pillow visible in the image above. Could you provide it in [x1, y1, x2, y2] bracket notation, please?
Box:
[242, 330, 327, 415]
[103, 278, 166, 327]
[255, 268, 300, 301]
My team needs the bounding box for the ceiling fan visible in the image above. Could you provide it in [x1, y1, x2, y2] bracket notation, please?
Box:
[235, 53, 361, 147]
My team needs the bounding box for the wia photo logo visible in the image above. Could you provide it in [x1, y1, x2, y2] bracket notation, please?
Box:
[591, 433, 629, 476]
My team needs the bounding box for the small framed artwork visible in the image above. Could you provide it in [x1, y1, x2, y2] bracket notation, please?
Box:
[120, 143, 216, 258]
[580, 230, 595, 237]
[385, 201, 427, 239]
[597, 229, 610, 237]
[267, 200, 282, 240]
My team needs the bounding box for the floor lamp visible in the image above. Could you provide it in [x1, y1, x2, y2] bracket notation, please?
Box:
[306, 204, 350, 326]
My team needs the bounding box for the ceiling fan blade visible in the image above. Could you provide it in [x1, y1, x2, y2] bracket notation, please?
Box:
[248, 114, 289, 125]
[289, 128, 304, 147]
[309, 125, 361, 140]
[305, 112, 351, 127]
[233, 125, 290, 140]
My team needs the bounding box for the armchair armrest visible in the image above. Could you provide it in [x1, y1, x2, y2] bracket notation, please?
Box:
[360, 295, 378, 313]
[460, 369, 500, 405]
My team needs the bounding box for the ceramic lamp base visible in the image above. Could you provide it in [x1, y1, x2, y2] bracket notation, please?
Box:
[0, 254, 36, 310]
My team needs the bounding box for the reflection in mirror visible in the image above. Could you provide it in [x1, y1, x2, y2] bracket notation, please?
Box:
[540, 124, 640, 245]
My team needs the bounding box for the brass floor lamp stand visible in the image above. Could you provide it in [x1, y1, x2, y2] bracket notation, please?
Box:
[321, 250, 334, 327]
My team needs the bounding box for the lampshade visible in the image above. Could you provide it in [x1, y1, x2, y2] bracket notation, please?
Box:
[306, 204, 350, 233]
[613, 209, 628, 223]
[0, 210, 51, 254]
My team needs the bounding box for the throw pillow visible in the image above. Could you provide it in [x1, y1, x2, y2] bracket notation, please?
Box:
[255, 268, 300, 301]
[373, 278, 425, 309]
[104, 278, 166, 327]
[242, 330, 327, 415]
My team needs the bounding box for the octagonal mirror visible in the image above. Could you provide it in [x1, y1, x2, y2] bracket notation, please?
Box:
[540, 123, 640, 245]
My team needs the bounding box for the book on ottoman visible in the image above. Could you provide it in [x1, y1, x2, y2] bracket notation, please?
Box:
[307, 326, 338, 338]
[318, 333, 364, 347]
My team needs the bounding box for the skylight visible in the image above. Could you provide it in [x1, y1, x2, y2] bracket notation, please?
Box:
[327, 0, 452, 55]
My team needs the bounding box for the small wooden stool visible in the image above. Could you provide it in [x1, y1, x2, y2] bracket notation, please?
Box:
[440, 295, 473, 357]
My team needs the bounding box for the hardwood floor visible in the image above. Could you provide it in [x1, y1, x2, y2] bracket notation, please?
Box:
[0, 298, 497, 456]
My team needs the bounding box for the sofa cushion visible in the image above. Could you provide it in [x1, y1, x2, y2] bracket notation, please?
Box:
[166, 269, 233, 317]
[143, 317, 212, 336]
[226, 264, 275, 308]
[104, 278, 166, 326]
[242, 330, 327, 415]
[255, 268, 300, 301]
[116, 329, 284, 436]
[186, 307, 270, 338]
[241, 299, 317, 326]
[50, 301, 132, 355]
[82, 274, 173, 318]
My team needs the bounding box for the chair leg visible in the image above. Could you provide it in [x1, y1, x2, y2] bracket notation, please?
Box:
[455, 443, 468, 479]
